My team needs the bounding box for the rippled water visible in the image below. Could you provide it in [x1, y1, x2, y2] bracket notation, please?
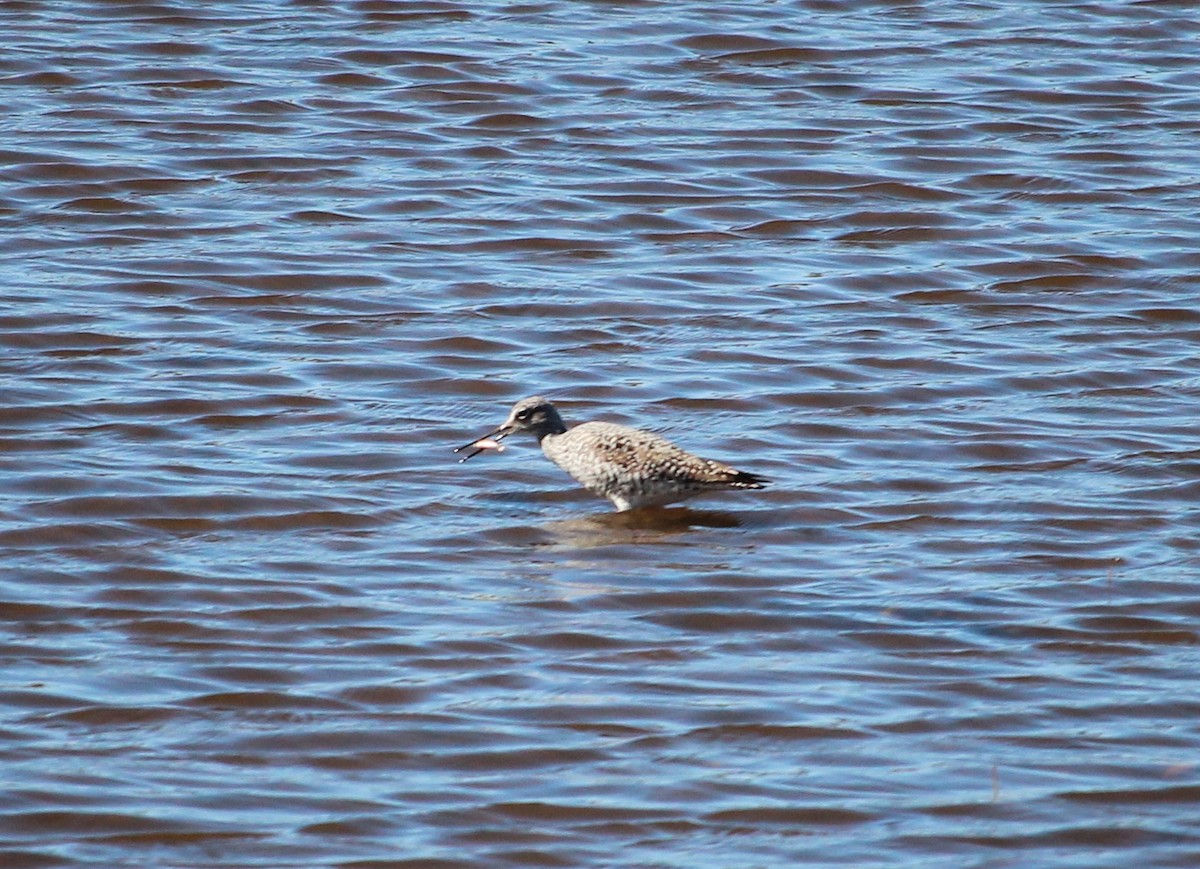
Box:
[3, 2, 1200, 866]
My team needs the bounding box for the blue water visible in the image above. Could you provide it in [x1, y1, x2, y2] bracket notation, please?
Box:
[2, 2, 1199, 867]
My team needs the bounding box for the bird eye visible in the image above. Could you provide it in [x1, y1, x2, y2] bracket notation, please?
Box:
[516, 409, 530, 420]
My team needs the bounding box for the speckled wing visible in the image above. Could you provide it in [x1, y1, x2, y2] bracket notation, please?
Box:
[542, 421, 767, 508]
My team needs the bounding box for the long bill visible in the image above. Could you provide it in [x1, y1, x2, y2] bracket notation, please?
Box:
[453, 426, 511, 462]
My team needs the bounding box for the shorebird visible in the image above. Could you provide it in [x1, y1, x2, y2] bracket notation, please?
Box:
[455, 396, 769, 511]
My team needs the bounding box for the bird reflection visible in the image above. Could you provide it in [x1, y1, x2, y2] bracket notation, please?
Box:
[537, 505, 745, 548]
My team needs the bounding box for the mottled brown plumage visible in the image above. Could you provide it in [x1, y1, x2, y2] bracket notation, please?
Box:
[456, 396, 769, 511]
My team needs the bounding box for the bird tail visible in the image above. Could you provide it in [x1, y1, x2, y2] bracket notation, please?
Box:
[727, 470, 769, 489]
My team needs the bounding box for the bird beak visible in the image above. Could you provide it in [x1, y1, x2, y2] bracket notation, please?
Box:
[453, 425, 512, 462]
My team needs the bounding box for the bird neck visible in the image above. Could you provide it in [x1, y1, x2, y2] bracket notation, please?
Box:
[535, 408, 567, 443]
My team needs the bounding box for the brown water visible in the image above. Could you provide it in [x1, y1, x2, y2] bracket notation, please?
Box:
[3, 2, 1200, 867]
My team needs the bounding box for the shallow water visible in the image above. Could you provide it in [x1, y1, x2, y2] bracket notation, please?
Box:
[3, 1, 1200, 866]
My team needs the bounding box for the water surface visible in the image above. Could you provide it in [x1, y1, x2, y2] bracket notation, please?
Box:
[3, 2, 1199, 867]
